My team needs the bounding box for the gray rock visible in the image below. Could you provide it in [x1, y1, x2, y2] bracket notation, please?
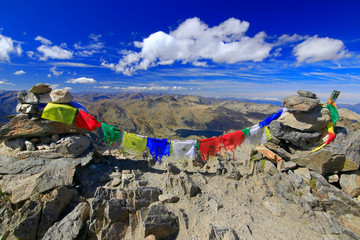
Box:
[25, 140, 36, 151]
[143, 204, 179, 240]
[297, 90, 317, 99]
[158, 194, 180, 203]
[269, 121, 321, 150]
[209, 224, 239, 240]
[315, 211, 343, 235]
[282, 95, 320, 112]
[209, 198, 223, 212]
[56, 134, 91, 158]
[39, 92, 52, 103]
[288, 170, 304, 189]
[4, 138, 26, 150]
[328, 174, 339, 183]
[42, 202, 90, 240]
[104, 199, 129, 223]
[50, 89, 74, 103]
[264, 160, 278, 175]
[184, 177, 201, 197]
[37, 187, 76, 238]
[340, 171, 360, 198]
[225, 170, 242, 180]
[264, 201, 285, 216]
[40, 136, 52, 144]
[178, 209, 189, 229]
[29, 83, 52, 94]
[277, 107, 331, 132]
[16, 103, 36, 114]
[134, 187, 161, 210]
[167, 163, 181, 175]
[294, 167, 311, 183]
[277, 160, 297, 172]
[100, 222, 128, 240]
[17, 91, 39, 104]
[12, 200, 42, 240]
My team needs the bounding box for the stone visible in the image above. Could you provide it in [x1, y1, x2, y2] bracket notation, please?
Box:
[225, 170, 242, 180]
[143, 204, 179, 239]
[37, 187, 76, 238]
[297, 90, 317, 99]
[208, 224, 240, 240]
[39, 92, 52, 103]
[263, 160, 278, 175]
[25, 140, 36, 151]
[36, 143, 50, 150]
[269, 121, 321, 150]
[55, 134, 91, 158]
[209, 198, 223, 212]
[288, 170, 304, 189]
[264, 201, 285, 216]
[178, 209, 189, 229]
[17, 91, 39, 104]
[328, 174, 339, 183]
[40, 136, 52, 144]
[50, 89, 74, 103]
[294, 167, 311, 183]
[184, 177, 201, 197]
[158, 194, 180, 203]
[167, 162, 181, 175]
[277, 107, 331, 132]
[104, 199, 129, 223]
[282, 95, 320, 112]
[134, 187, 162, 210]
[277, 160, 297, 172]
[0, 115, 87, 140]
[12, 200, 42, 240]
[339, 214, 360, 236]
[100, 222, 128, 240]
[42, 202, 90, 240]
[256, 145, 282, 163]
[29, 83, 52, 94]
[4, 138, 26, 150]
[315, 211, 343, 235]
[340, 171, 360, 198]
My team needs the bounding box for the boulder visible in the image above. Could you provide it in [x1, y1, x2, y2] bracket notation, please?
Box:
[17, 92, 39, 104]
[264, 160, 278, 175]
[277, 107, 331, 132]
[100, 222, 128, 240]
[29, 83, 52, 94]
[297, 90, 317, 99]
[158, 194, 180, 203]
[256, 145, 282, 163]
[0, 115, 87, 139]
[42, 202, 90, 240]
[55, 134, 91, 158]
[282, 95, 320, 112]
[143, 204, 179, 239]
[269, 121, 321, 150]
[134, 187, 161, 210]
[50, 89, 74, 103]
[104, 199, 129, 223]
[12, 200, 42, 240]
[340, 171, 360, 198]
[37, 187, 76, 238]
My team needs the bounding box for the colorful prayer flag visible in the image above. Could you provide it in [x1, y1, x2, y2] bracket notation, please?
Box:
[198, 136, 222, 161]
[101, 122, 122, 145]
[75, 110, 101, 131]
[41, 103, 77, 125]
[147, 137, 171, 161]
[171, 140, 197, 161]
[122, 131, 147, 154]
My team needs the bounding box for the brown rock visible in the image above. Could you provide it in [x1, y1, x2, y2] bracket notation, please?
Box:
[339, 214, 360, 235]
[256, 145, 283, 163]
[0, 115, 87, 139]
[282, 95, 320, 112]
[29, 83, 52, 94]
[340, 171, 360, 198]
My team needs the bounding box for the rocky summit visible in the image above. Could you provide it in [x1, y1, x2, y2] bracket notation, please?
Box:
[1, 86, 360, 240]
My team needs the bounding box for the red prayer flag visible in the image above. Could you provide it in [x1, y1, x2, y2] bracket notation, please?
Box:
[198, 136, 222, 161]
[222, 130, 245, 160]
[75, 110, 101, 131]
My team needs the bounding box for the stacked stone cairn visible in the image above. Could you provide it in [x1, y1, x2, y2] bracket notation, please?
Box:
[1, 83, 91, 157]
[252, 90, 360, 200]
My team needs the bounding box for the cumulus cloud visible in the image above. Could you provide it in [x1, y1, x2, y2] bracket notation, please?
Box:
[0, 34, 22, 61]
[35, 36, 73, 60]
[14, 70, 26, 75]
[66, 77, 97, 84]
[294, 36, 350, 63]
[102, 17, 273, 75]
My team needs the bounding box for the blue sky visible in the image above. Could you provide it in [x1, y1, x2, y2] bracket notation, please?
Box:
[1, 0, 360, 103]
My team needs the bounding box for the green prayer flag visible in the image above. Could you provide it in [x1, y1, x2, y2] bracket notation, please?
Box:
[101, 122, 122, 145]
[195, 140, 200, 150]
[326, 104, 339, 126]
[241, 128, 250, 137]
[41, 103, 77, 125]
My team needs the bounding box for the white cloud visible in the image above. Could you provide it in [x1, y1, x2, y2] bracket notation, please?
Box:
[274, 34, 306, 46]
[50, 62, 100, 68]
[49, 84, 59, 89]
[64, 87, 72, 91]
[35, 36, 52, 45]
[50, 66, 63, 77]
[294, 36, 350, 63]
[0, 34, 22, 61]
[74, 34, 104, 56]
[102, 17, 273, 75]
[35, 36, 73, 60]
[66, 77, 97, 84]
[14, 70, 26, 75]
[0, 79, 15, 86]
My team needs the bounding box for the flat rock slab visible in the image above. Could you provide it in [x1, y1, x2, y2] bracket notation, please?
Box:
[282, 95, 320, 112]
